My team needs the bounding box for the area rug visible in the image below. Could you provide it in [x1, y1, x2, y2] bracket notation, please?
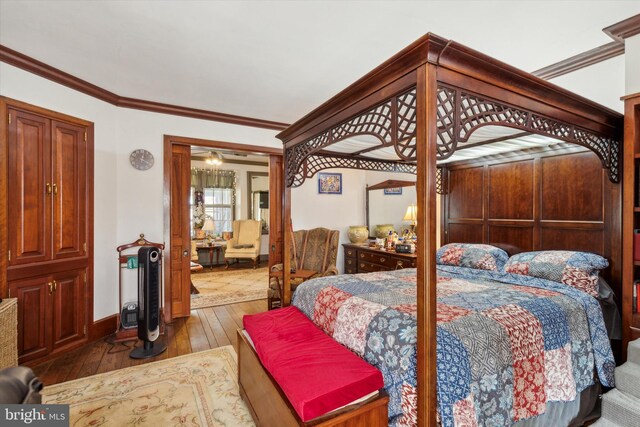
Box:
[191, 266, 268, 309]
[42, 346, 255, 427]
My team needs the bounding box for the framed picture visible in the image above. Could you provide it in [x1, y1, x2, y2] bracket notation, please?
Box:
[318, 172, 342, 194]
[384, 187, 403, 195]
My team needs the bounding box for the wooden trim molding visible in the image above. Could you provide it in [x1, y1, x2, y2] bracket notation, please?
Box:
[533, 13, 640, 81]
[604, 13, 640, 42]
[166, 135, 282, 155]
[532, 41, 624, 80]
[0, 99, 7, 297]
[623, 91, 640, 101]
[89, 314, 118, 341]
[0, 44, 289, 131]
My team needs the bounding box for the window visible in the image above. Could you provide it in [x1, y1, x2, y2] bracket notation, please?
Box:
[190, 187, 234, 235]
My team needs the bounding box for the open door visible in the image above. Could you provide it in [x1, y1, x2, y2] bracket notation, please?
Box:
[165, 135, 283, 319]
[169, 143, 191, 318]
[268, 154, 284, 269]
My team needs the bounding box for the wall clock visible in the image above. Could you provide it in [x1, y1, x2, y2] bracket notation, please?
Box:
[129, 149, 154, 170]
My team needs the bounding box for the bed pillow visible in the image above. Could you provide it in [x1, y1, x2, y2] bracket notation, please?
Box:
[436, 243, 509, 271]
[503, 250, 608, 297]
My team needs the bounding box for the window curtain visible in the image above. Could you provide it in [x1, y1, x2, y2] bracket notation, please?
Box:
[191, 169, 236, 191]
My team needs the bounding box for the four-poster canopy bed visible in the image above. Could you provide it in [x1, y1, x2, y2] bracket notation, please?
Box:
[245, 33, 623, 426]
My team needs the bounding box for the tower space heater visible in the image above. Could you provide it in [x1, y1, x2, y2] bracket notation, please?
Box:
[130, 246, 167, 359]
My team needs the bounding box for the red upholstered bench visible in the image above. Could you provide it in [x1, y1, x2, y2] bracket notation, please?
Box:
[238, 306, 388, 427]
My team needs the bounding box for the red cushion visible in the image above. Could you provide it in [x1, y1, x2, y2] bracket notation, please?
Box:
[243, 306, 384, 422]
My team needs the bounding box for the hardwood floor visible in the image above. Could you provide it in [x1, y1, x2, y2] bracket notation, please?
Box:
[32, 299, 267, 386]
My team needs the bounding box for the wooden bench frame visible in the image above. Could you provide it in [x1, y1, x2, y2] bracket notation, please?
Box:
[237, 329, 389, 427]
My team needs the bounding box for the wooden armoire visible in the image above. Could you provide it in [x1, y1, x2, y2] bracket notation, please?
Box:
[1, 98, 93, 364]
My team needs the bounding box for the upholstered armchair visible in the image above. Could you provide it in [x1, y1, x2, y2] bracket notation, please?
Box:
[268, 227, 339, 309]
[224, 220, 262, 269]
[191, 240, 199, 262]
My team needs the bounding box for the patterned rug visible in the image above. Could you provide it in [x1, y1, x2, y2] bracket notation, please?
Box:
[191, 266, 268, 309]
[42, 346, 255, 427]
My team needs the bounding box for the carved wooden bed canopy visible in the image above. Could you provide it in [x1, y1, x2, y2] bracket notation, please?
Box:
[276, 33, 623, 427]
[278, 34, 621, 192]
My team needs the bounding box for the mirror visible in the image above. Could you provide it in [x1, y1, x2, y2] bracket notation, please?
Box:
[366, 180, 416, 238]
[248, 172, 269, 234]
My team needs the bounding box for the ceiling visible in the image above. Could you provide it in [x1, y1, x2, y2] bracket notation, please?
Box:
[1, 1, 638, 124]
[190, 146, 268, 164]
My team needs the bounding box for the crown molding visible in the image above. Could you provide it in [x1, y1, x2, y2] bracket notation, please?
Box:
[530, 13, 640, 81]
[532, 41, 624, 80]
[603, 13, 640, 42]
[0, 44, 289, 131]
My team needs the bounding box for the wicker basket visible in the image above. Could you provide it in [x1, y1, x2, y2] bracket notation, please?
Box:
[0, 298, 18, 369]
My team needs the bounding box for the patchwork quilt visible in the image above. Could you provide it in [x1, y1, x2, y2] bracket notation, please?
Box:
[291, 266, 615, 427]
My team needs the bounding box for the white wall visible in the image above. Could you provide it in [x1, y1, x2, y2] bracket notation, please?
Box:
[626, 34, 640, 96]
[291, 169, 368, 273]
[550, 55, 625, 113]
[0, 63, 280, 321]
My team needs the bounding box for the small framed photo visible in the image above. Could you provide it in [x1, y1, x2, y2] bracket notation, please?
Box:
[384, 187, 403, 195]
[318, 172, 342, 194]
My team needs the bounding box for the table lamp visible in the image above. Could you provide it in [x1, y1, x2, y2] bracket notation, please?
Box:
[202, 218, 215, 243]
[403, 203, 417, 237]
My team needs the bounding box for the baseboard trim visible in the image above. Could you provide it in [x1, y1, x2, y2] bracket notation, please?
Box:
[89, 314, 118, 342]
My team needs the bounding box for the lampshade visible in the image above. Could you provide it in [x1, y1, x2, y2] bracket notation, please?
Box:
[403, 203, 417, 224]
[202, 218, 215, 232]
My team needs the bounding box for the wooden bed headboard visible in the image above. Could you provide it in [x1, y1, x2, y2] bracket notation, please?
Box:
[441, 145, 622, 296]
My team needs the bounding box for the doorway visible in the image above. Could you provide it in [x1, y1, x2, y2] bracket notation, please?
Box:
[163, 135, 283, 322]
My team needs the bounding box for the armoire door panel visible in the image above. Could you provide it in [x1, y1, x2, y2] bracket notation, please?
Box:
[4, 98, 94, 365]
[8, 109, 51, 266]
[169, 144, 191, 318]
[9, 277, 51, 362]
[51, 120, 87, 259]
[51, 269, 86, 350]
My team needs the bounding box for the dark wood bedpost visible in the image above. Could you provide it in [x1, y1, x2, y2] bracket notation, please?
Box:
[416, 63, 438, 427]
[283, 171, 292, 306]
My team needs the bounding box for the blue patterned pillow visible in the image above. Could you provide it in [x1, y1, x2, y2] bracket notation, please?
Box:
[436, 243, 509, 271]
[504, 251, 608, 296]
